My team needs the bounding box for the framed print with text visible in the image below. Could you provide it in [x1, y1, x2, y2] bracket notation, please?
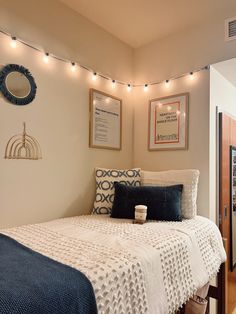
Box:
[89, 89, 122, 150]
[149, 93, 188, 151]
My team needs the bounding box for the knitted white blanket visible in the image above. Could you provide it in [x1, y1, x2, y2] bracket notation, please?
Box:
[2, 215, 226, 314]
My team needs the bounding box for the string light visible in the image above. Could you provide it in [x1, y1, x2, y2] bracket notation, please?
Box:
[92, 72, 97, 81]
[43, 52, 49, 64]
[71, 62, 76, 72]
[0, 29, 210, 90]
[112, 79, 116, 88]
[144, 84, 148, 92]
[127, 84, 132, 92]
[190, 72, 194, 80]
[165, 79, 170, 88]
[10, 36, 17, 48]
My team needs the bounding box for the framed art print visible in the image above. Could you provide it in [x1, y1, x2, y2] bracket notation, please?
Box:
[149, 93, 189, 151]
[89, 89, 122, 150]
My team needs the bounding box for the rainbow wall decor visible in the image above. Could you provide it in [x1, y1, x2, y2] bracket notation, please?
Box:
[5, 123, 42, 160]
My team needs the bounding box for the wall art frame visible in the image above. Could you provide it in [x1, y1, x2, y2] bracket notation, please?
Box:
[148, 93, 189, 151]
[89, 88, 122, 150]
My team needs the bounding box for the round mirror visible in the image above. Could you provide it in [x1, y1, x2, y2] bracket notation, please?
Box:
[5, 72, 31, 98]
[0, 64, 37, 106]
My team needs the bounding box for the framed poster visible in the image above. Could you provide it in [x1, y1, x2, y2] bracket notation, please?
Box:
[230, 145, 236, 271]
[149, 93, 188, 151]
[89, 89, 122, 150]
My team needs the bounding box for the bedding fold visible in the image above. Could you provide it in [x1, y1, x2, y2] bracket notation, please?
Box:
[0, 234, 97, 314]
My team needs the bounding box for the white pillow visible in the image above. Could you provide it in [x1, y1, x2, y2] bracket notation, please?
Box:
[92, 167, 141, 215]
[141, 169, 200, 219]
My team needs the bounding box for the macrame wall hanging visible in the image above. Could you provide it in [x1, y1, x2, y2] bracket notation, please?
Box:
[5, 122, 42, 160]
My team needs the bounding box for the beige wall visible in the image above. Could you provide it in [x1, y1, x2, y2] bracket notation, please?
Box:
[134, 9, 236, 83]
[0, 0, 133, 82]
[1, 0, 236, 228]
[133, 71, 210, 217]
[0, 0, 134, 228]
[133, 10, 236, 219]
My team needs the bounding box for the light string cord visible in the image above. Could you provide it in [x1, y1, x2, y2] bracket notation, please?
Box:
[0, 28, 210, 89]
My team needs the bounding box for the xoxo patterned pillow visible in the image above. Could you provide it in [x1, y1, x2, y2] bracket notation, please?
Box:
[92, 167, 141, 215]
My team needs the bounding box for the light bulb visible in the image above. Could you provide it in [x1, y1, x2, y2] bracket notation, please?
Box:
[165, 80, 170, 88]
[190, 72, 194, 80]
[92, 72, 97, 81]
[43, 53, 49, 64]
[71, 62, 76, 72]
[10, 36, 17, 49]
[127, 84, 132, 92]
[111, 79, 116, 88]
[144, 84, 148, 92]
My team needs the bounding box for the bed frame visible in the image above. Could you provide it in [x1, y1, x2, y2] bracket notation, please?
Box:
[177, 263, 226, 313]
[205, 262, 226, 314]
[177, 238, 227, 314]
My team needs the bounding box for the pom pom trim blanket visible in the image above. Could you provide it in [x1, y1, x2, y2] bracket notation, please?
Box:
[1, 215, 226, 314]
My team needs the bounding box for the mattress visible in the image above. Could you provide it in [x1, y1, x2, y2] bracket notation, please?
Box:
[1, 215, 226, 314]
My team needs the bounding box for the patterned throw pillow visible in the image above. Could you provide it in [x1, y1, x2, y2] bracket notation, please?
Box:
[92, 167, 141, 215]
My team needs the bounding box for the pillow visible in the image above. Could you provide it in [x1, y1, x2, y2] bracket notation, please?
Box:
[111, 182, 183, 221]
[92, 167, 141, 214]
[141, 169, 199, 219]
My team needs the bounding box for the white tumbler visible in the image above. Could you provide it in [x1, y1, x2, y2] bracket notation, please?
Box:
[135, 205, 147, 224]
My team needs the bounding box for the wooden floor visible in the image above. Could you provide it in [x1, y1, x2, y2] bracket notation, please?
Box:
[229, 270, 236, 314]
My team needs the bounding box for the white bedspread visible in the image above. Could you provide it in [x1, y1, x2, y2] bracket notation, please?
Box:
[2, 215, 226, 314]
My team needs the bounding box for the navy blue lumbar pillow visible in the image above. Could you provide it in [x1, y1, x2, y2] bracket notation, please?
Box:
[111, 182, 183, 221]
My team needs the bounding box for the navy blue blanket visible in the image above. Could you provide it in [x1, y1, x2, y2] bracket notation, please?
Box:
[0, 234, 97, 314]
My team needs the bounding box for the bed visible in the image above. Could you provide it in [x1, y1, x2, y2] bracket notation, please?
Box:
[0, 214, 226, 314]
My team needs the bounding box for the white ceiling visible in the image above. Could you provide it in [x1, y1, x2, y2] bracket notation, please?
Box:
[59, 0, 236, 48]
[213, 58, 236, 87]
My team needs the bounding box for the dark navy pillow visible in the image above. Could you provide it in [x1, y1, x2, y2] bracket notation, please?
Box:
[111, 182, 183, 221]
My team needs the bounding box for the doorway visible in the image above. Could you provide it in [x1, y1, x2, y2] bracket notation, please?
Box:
[212, 58, 236, 314]
[219, 112, 236, 314]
